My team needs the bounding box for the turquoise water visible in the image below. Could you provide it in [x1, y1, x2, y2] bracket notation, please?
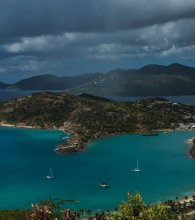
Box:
[1, 127, 195, 210]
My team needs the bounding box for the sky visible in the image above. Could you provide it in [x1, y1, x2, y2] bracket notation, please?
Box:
[0, 0, 195, 83]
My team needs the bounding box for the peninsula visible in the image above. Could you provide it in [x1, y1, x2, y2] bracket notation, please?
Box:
[0, 92, 195, 154]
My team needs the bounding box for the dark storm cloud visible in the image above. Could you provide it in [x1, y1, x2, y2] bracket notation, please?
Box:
[2, 19, 195, 59]
[1, 0, 195, 39]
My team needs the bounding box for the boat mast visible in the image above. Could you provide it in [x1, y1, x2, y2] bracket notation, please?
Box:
[50, 167, 53, 177]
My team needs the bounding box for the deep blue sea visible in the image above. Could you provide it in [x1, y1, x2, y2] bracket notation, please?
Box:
[1, 127, 195, 210]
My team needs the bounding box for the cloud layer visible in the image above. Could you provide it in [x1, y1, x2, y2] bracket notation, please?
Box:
[0, 0, 195, 82]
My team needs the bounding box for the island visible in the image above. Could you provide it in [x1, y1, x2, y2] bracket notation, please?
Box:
[0, 92, 195, 154]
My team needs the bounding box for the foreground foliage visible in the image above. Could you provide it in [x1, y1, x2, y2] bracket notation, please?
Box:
[0, 193, 180, 220]
[0, 210, 25, 220]
[111, 193, 176, 220]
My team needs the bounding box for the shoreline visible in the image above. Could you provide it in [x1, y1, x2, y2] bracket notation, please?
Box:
[1, 122, 195, 157]
[0, 122, 85, 154]
[0, 122, 134, 154]
[0, 122, 74, 152]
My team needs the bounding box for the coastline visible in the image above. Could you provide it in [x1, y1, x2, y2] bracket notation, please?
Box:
[54, 130, 130, 154]
[1, 121, 195, 158]
[0, 121, 132, 154]
[0, 122, 73, 152]
[0, 123, 37, 129]
[0, 122, 84, 154]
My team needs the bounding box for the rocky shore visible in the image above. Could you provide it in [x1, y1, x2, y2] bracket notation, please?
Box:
[0, 121, 128, 155]
[188, 137, 195, 158]
[55, 135, 85, 154]
[55, 130, 128, 154]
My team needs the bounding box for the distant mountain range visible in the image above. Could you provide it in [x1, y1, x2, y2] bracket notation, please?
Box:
[1, 63, 195, 96]
[1, 73, 101, 91]
[67, 63, 195, 96]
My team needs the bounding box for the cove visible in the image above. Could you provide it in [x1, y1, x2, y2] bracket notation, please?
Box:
[0, 127, 195, 211]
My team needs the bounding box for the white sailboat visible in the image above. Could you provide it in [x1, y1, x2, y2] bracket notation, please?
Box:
[99, 173, 109, 188]
[163, 130, 173, 134]
[131, 160, 141, 172]
[44, 167, 54, 180]
[99, 182, 109, 188]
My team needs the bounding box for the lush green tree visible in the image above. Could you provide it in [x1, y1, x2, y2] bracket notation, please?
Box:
[144, 202, 176, 220]
[110, 193, 176, 220]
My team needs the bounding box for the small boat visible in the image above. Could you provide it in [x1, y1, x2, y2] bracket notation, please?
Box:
[44, 167, 54, 180]
[131, 160, 141, 172]
[99, 182, 109, 188]
[142, 132, 159, 136]
[163, 130, 173, 134]
[99, 173, 109, 188]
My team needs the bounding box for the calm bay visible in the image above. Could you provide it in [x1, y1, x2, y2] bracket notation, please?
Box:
[0, 127, 195, 210]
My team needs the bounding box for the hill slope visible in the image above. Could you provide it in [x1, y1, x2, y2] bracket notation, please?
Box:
[0, 82, 9, 89]
[0, 92, 194, 153]
[7, 73, 101, 90]
[67, 63, 195, 96]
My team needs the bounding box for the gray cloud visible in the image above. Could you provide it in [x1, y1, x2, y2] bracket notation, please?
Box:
[1, 0, 195, 39]
[2, 19, 195, 59]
